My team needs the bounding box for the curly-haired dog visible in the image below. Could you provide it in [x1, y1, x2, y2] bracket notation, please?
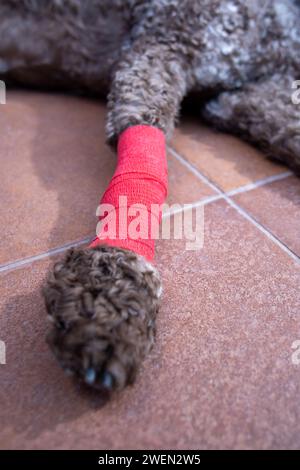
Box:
[1, 0, 299, 394]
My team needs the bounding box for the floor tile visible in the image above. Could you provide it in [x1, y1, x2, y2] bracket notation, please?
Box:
[0, 92, 213, 265]
[172, 119, 287, 191]
[166, 151, 216, 206]
[0, 91, 114, 265]
[233, 176, 300, 256]
[1, 200, 299, 449]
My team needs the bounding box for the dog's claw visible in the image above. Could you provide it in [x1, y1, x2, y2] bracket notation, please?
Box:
[85, 367, 96, 385]
[101, 371, 114, 390]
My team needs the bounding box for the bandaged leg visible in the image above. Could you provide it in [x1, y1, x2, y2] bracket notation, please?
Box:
[43, 125, 168, 394]
[91, 125, 167, 260]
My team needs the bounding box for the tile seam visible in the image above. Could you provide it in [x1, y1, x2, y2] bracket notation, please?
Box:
[0, 148, 297, 274]
[0, 236, 93, 274]
[169, 146, 300, 264]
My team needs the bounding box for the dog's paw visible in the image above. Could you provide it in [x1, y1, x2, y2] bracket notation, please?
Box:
[43, 245, 161, 394]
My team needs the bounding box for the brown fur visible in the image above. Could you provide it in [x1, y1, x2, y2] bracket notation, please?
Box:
[44, 245, 162, 392]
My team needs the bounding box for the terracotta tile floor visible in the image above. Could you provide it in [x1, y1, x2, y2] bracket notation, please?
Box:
[0, 91, 300, 449]
[172, 118, 288, 191]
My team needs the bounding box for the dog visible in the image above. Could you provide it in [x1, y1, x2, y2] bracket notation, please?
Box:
[1, 0, 299, 393]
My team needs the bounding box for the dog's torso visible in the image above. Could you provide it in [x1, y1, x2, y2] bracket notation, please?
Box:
[1, 0, 299, 95]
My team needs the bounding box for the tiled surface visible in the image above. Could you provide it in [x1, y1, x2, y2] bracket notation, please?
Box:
[0, 91, 300, 449]
[0, 92, 114, 265]
[0, 202, 300, 450]
[234, 176, 300, 257]
[166, 153, 216, 206]
[172, 119, 286, 191]
[0, 92, 215, 266]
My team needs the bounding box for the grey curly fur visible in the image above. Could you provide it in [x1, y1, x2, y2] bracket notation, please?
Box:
[1, 0, 300, 161]
[204, 73, 300, 173]
[1, 0, 300, 393]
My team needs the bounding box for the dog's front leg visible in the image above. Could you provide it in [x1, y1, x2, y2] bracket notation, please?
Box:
[43, 41, 189, 395]
[106, 42, 188, 145]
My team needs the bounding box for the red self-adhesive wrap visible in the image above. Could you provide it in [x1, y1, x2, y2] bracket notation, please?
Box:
[90, 125, 168, 261]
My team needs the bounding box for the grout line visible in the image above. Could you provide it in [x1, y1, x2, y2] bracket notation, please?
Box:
[0, 150, 297, 275]
[168, 147, 224, 194]
[0, 236, 93, 274]
[162, 193, 223, 218]
[169, 146, 300, 263]
[226, 171, 293, 197]
[224, 197, 300, 263]
[1, 195, 221, 275]
[169, 147, 292, 197]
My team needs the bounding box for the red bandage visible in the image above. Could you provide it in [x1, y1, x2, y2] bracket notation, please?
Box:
[90, 125, 168, 261]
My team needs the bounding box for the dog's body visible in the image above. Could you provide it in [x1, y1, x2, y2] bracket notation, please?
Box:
[1, 0, 300, 392]
[1, 0, 300, 170]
